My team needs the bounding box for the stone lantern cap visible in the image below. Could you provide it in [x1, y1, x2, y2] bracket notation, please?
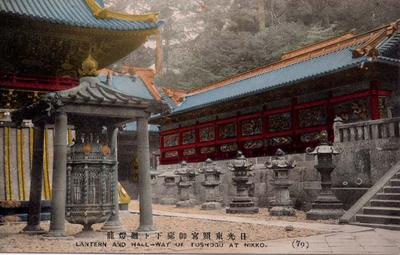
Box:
[265, 149, 295, 169]
[199, 158, 223, 174]
[229, 151, 253, 171]
[174, 161, 197, 176]
[306, 130, 341, 155]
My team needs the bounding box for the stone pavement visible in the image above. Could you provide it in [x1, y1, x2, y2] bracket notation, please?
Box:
[131, 209, 400, 254]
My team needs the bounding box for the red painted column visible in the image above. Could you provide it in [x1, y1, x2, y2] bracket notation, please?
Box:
[370, 80, 380, 120]
[291, 97, 299, 151]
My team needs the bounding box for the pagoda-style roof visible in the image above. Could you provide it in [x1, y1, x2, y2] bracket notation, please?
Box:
[0, 0, 160, 77]
[159, 20, 400, 117]
[11, 76, 170, 124]
[0, 0, 158, 31]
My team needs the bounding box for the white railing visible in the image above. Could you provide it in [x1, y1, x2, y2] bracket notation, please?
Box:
[334, 117, 400, 143]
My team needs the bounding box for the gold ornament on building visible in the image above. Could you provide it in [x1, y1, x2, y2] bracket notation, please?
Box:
[79, 54, 99, 77]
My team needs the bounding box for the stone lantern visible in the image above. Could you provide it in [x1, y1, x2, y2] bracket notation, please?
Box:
[226, 151, 259, 214]
[66, 129, 116, 235]
[265, 149, 296, 216]
[306, 130, 345, 220]
[175, 161, 197, 207]
[159, 169, 179, 205]
[199, 158, 224, 210]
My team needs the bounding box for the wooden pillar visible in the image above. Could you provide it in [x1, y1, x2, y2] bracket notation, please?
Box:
[101, 127, 123, 231]
[136, 117, 156, 232]
[370, 81, 380, 120]
[46, 112, 68, 238]
[22, 123, 46, 234]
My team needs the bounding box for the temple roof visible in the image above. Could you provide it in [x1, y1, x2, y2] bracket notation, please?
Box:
[0, 0, 158, 31]
[163, 20, 400, 116]
[49, 76, 157, 107]
[98, 75, 154, 100]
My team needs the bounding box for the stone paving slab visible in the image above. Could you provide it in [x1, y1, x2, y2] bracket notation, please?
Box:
[130, 209, 400, 254]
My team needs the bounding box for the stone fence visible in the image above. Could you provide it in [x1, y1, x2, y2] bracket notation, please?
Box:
[334, 117, 400, 143]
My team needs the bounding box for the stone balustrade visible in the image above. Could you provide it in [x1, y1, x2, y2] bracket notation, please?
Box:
[334, 117, 400, 143]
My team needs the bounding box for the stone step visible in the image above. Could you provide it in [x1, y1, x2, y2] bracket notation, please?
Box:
[383, 186, 400, 193]
[363, 206, 400, 217]
[375, 193, 400, 200]
[370, 199, 400, 207]
[351, 222, 400, 231]
[390, 179, 400, 186]
[356, 214, 400, 225]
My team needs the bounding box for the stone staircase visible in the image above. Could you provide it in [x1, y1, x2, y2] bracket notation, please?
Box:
[340, 161, 400, 230]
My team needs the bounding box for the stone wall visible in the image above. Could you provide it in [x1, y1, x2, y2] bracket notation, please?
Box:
[154, 117, 400, 211]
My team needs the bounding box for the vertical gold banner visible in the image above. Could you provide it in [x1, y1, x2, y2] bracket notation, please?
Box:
[43, 128, 50, 200]
[4, 127, 12, 200]
[17, 129, 26, 200]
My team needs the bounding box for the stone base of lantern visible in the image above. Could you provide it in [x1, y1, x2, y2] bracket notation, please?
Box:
[100, 221, 124, 232]
[41, 232, 73, 240]
[270, 206, 296, 216]
[21, 225, 46, 235]
[201, 201, 222, 210]
[226, 197, 259, 214]
[160, 198, 177, 205]
[176, 199, 197, 208]
[306, 196, 345, 220]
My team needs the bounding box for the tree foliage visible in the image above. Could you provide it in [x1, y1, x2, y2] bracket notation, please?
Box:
[106, 0, 400, 89]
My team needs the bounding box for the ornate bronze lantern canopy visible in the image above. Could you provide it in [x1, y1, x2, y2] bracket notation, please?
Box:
[66, 129, 116, 233]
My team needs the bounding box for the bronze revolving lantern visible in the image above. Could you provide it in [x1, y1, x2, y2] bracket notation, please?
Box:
[66, 132, 116, 233]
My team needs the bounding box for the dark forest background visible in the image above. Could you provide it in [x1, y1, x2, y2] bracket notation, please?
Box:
[105, 0, 400, 89]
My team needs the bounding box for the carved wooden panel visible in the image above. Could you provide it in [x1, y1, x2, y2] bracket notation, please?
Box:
[164, 151, 178, 158]
[268, 112, 291, 132]
[199, 126, 215, 142]
[244, 139, 264, 149]
[241, 117, 262, 136]
[164, 134, 179, 147]
[200, 146, 215, 154]
[334, 98, 369, 123]
[220, 143, 238, 152]
[265, 136, 292, 146]
[218, 122, 236, 139]
[182, 130, 195, 145]
[299, 106, 327, 128]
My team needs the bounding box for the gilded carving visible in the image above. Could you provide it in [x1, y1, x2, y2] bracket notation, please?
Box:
[299, 106, 327, 128]
[165, 151, 178, 158]
[241, 117, 262, 136]
[200, 146, 215, 154]
[199, 126, 215, 142]
[182, 130, 195, 145]
[244, 139, 264, 149]
[220, 143, 238, 152]
[334, 98, 369, 123]
[183, 148, 196, 156]
[268, 112, 291, 132]
[265, 136, 292, 146]
[164, 134, 179, 147]
[219, 122, 236, 139]
[300, 132, 321, 143]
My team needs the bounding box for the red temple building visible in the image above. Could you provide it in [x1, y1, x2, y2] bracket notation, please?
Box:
[153, 20, 400, 165]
